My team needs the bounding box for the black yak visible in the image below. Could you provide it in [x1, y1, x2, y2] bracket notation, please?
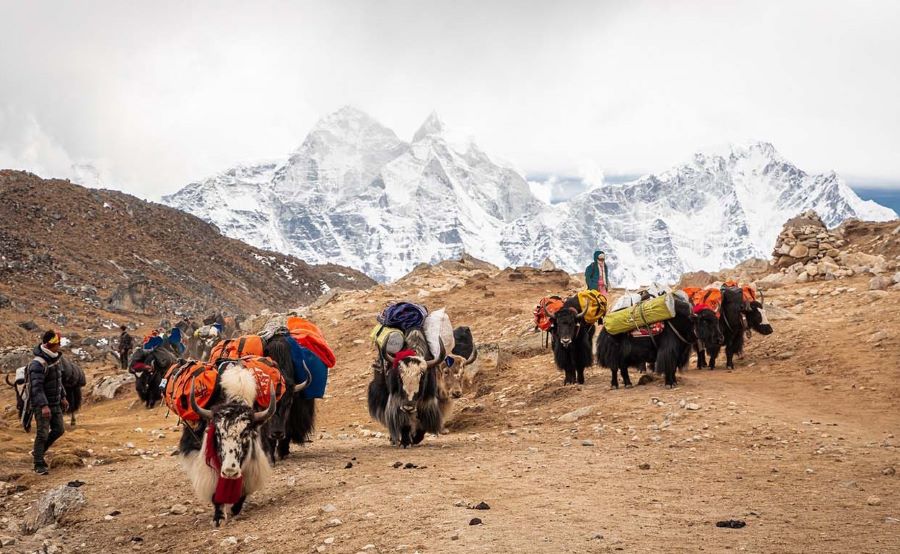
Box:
[260, 334, 313, 463]
[179, 362, 276, 527]
[596, 296, 696, 388]
[550, 297, 595, 385]
[711, 287, 774, 369]
[129, 344, 177, 409]
[59, 357, 87, 426]
[693, 307, 725, 369]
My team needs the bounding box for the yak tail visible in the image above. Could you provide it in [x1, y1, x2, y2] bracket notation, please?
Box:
[595, 329, 622, 369]
[367, 371, 390, 425]
[286, 396, 316, 445]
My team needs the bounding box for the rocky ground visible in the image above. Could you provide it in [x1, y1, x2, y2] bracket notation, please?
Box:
[0, 261, 898, 554]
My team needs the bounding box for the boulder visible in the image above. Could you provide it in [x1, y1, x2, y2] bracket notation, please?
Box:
[0, 347, 32, 372]
[23, 484, 85, 534]
[758, 273, 795, 288]
[788, 244, 809, 259]
[558, 406, 595, 423]
[92, 373, 135, 400]
[869, 275, 893, 291]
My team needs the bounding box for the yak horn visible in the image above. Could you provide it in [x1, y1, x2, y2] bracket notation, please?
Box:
[253, 382, 277, 423]
[576, 301, 587, 319]
[426, 340, 446, 369]
[466, 346, 478, 365]
[189, 378, 213, 421]
[382, 347, 396, 366]
[293, 359, 312, 393]
[4, 374, 14, 387]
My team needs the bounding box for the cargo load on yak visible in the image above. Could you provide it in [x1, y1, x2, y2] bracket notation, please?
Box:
[286, 316, 336, 369]
[163, 356, 286, 424]
[683, 286, 723, 316]
[423, 308, 454, 362]
[284, 336, 330, 399]
[603, 293, 678, 335]
[208, 335, 265, 365]
[377, 302, 428, 332]
[533, 296, 565, 332]
[370, 324, 405, 357]
[575, 290, 608, 325]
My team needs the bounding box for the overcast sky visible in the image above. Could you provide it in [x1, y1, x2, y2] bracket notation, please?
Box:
[2, 0, 899, 198]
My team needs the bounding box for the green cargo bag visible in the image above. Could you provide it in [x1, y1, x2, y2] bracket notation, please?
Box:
[603, 293, 676, 335]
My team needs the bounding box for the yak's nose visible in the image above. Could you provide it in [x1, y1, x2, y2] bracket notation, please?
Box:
[560, 338, 572, 347]
[401, 404, 415, 413]
[451, 390, 462, 399]
[221, 465, 241, 479]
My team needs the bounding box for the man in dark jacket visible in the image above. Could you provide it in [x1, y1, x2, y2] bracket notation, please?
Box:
[584, 249, 611, 294]
[118, 325, 134, 370]
[30, 330, 68, 475]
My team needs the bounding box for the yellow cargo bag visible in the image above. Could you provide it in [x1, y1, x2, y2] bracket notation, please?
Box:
[576, 290, 608, 325]
[603, 293, 676, 335]
[370, 323, 405, 356]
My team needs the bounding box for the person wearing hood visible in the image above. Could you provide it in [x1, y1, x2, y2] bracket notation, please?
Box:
[30, 330, 68, 475]
[584, 250, 611, 294]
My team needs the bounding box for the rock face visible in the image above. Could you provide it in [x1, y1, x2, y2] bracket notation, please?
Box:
[92, 373, 135, 400]
[23, 484, 85, 534]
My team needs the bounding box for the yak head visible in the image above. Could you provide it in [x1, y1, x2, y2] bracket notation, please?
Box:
[744, 300, 774, 336]
[386, 342, 444, 413]
[693, 308, 724, 350]
[191, 366, 276, 479]
[553, 303, 586, 348]
[446, 327, 478, 398]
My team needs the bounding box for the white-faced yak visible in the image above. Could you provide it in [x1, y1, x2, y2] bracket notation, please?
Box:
[367, 343, 445, 448]
[550, 297, 596, 385]
[596, 295, 697, 388]
[178, 362, 276, 527]
[709, 287, 774, 369]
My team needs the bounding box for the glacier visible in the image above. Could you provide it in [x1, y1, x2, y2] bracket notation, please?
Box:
[162, 106, 897, 287]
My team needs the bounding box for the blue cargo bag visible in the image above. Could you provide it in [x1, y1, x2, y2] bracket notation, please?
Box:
[287, 336, 328, 399]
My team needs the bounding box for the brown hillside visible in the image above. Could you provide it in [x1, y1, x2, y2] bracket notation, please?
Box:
[0, 170, 375, 346]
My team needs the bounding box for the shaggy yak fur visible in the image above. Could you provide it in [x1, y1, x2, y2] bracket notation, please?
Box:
[596, 297, 696, 388]
[693, 308, 725, 369]
[59, 357, 86, 426]
[550, 296, 596, 385]
[178, 362, 275, 527]
[260, 335, 316, 463]
[130, 344, 177, 409]
[710, 287, 774, 370]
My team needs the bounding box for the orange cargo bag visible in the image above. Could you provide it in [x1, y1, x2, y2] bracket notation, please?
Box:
[533, 296, 564, 331]
[286, 316, 336, 368]
[163, 360, 218, 423]
[239, 355, 286, 409]
[208, 335, 265, 365]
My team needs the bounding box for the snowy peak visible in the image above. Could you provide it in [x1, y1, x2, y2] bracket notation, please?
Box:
[413, 111, 445, 142]
[163, 110, 897, 287]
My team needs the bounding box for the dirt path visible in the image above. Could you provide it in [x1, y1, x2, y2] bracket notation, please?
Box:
[1, 271, 898, 553]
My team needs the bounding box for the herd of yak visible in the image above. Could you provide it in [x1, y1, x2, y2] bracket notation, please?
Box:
[5, 282, 774, 527]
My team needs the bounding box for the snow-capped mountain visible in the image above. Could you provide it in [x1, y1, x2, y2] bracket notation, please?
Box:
[162, 107, 897, 286]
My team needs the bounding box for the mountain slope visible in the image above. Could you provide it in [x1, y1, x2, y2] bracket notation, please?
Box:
[163, 108, 897, 286]
[0, 170, 374, 345]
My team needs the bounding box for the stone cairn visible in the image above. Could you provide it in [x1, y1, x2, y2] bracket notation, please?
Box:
[771, 210, 847, 282]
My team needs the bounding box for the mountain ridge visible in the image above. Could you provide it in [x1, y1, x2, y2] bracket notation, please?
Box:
[162, 107, 897, 286]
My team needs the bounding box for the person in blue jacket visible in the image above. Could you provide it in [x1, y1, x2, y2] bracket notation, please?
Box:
[584, 250, 610, 294]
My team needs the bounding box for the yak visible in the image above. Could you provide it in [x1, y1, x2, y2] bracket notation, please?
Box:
[368, 343, 445, 448]
[693, 307, 725, 369]
[442, 326, 479, 399]
[550, 297, 595, 385]
[179, 362, 277, 527]
[59, 357, 87, 426]
[129, 343, 177, 409]
[260, 334, 313, 463]
[708, 287, 774, 369]
[596, 295, 696, 388]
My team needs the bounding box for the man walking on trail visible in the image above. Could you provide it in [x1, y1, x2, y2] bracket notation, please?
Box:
[118, 325, 133, 370]
[30, 330, 68, 475]
[584, 249, 610, 295]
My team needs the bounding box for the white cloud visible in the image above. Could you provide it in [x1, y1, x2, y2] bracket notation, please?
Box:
[1, 0, 898, 198]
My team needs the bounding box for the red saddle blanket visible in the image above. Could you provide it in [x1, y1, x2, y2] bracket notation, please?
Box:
[629, 322, 665, 338]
